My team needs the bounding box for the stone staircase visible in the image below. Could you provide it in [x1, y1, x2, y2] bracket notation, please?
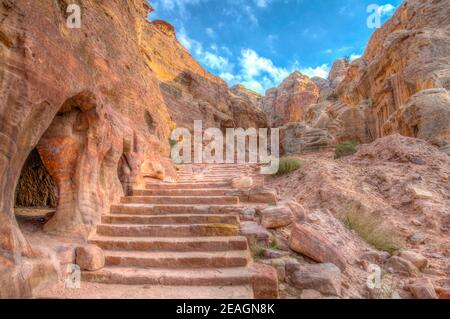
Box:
[82, 164, 277, 299]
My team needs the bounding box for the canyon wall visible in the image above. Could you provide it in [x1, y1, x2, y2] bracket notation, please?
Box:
[263, 71, 320, 127]
[336, 0, 450, 151]
[142, 20, 267, 131]
[0, 0, 269, 297]
[0, 0, 174, 297]
[276, 0, 450, 154]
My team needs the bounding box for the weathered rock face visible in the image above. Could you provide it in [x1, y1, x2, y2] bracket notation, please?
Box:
[0, 0, 177, 297]
[300, 100, 376, 144]
[329, 59, 350, 89]
[384, 89, 450, 152]
[142, 23, 267, 131]
[263, 71, 320, 127]
[335, 0, 450, 150]
[280, 122, 335, 154]
[229, 85, 268, 129]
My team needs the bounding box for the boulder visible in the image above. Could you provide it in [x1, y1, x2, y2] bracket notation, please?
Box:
[385, 256, 419, 277]
[75, 245, 105, 271]
[398, 250, 428, 270]
[360, 251, 390, 265]
[286, 263, 342, 296]
[231, 176, 253, 189]
[249, 188, 278, 204]
[260, 206, 294, 229]
[240, 222, 272, 246]
[409, 278, 438, 299]
[280, 199, 307, 221]
[289, 223, 346, 270]
[300, 289, 323, 299]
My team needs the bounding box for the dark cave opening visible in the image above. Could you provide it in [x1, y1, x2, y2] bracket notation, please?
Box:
[14, 148, 58, 224]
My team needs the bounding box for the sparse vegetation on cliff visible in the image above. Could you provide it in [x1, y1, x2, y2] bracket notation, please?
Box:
[335, 141, 357, 159]
[337, 206, 404, 253]
[275, 157, 303, 176]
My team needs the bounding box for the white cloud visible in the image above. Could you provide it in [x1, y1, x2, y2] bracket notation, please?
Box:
[155, 0, 203, 13]
[239, 49, 289, 84]
[178, 28, 203, 55]
[254, 0, 269, 8]
[299, 64, 330, 79]
[178, 29, 233, 75]
[241, 5, 258, 25]
[378, 4, 396, 16]
[219, 72, 236, 82]
[178, 30, 330, 94]
[202, 52, 232, 71]
[242, 80, 264, 92]
[205, 27, 215, 38]
[350, 54, 362, 61]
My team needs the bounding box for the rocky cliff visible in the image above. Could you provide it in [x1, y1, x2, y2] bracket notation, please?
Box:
[277, 0, 450, 154]
[142, 20, 267, 131]
[336, 0, 450, 151]
[263, 71, 320, 127]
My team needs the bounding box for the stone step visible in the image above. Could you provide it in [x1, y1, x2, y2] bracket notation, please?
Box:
[175, 173, 247, 177]
[82, 266, 253, 287]
[89, 235, 248, 252]
[176, 179, 234, 183]
[146, 182, 229, 190]
[110, 204, 243, 215]
[96, 223, 240, 237]
[104, 250, 249, 268]
[121, 196, 239, 205]
[133, 188, 234, 197]
[101, 214, 239, 225]
[34, 282, 254, 299]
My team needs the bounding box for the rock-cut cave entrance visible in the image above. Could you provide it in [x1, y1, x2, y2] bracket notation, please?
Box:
[14, 148, 58, 225]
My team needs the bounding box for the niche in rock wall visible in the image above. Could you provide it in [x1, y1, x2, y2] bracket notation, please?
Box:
[15, 148, 58, 208]
[14, 148, 58, 224]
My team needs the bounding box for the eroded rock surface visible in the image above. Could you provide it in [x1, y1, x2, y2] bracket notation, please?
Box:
[263, 71, 320, 127]
[0, 0, 177, 296]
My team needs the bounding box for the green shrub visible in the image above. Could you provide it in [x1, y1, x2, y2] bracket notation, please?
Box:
[335, 141, 357, 159]
[270, 239, 278, 250]
[275, 157, 303, 176]
[337, 206, 404, 253]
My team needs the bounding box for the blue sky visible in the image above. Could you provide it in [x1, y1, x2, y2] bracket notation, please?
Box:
[148, 0, 403, 93]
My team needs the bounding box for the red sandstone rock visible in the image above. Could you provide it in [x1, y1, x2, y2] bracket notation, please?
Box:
[260, 206, 294, 229]
[335, 0, 450, 150]
[76, 245, 105, 271]
[289, 223, 346, 271]
[263, 71, 320, 127]
[249, 188, 278, 204]
[249, 263, 279, 299]
[286, 262, 342, 296]
[409, 278, 438, 299]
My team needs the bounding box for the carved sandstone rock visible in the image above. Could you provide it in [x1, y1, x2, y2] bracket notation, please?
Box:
[336, 0, 450, 146]
[263, 71, 320, 127]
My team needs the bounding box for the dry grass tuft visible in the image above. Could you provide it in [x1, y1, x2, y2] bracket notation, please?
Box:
[275, 157, 303, 176]
[337, 206, 404, 253]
